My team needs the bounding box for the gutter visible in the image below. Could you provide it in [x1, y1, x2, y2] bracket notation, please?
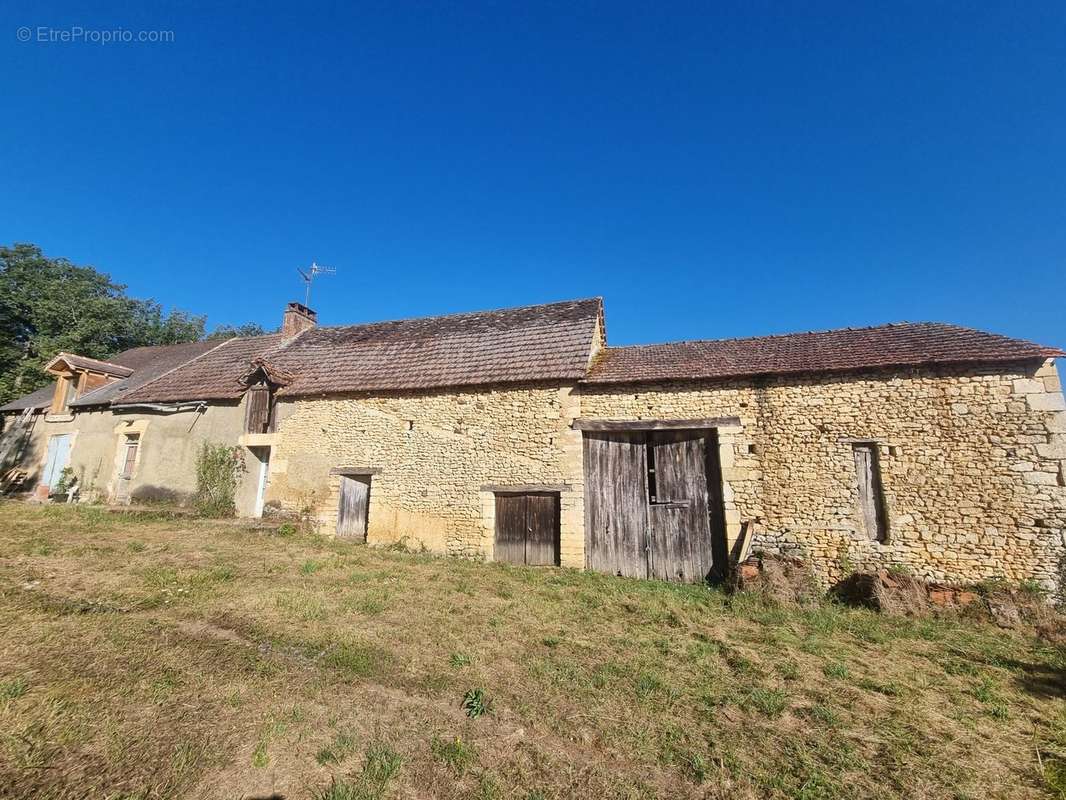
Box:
[110, 401, 209, 414]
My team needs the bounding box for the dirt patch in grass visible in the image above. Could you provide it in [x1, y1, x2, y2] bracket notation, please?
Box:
[0, 501, 1064, 799]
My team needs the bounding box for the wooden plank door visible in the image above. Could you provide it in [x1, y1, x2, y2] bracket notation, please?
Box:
[646, 430, 714, 582]
[494, 493, 560, 566]
[494, 494, 528, 564]
[336, 475, 371, 540]
[583, 432, 649, 579]
[524, 493, 559, 566]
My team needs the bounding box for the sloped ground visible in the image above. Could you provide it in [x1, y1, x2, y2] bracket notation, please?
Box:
[0, 502, 1063, 800]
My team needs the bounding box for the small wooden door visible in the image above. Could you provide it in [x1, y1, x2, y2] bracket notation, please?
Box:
[494, 493, 559, 566]
[336, 475, 371, 540]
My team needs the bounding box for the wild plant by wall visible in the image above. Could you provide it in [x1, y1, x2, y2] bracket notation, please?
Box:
[194, 443, 246, 517]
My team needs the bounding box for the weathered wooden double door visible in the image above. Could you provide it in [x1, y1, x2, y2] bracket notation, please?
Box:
[495, 492, 560, 566]
[584, 429, 724, 583]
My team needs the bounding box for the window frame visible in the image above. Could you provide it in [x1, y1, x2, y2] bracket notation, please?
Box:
[120, 434, 140, 481]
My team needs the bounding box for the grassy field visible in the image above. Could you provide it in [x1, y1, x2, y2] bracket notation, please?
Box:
[0, 502, 1064, 800]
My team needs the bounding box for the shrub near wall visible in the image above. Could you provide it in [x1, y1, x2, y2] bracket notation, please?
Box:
[194, 442, 246, 517]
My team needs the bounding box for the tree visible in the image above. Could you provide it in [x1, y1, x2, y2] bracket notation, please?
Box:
[0, 243, 206, 404]
[207, 322, 269, 340]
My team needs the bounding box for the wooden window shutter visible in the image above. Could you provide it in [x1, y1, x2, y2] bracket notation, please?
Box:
[245, 385, 272, 434]
[853, 443, 888, 542]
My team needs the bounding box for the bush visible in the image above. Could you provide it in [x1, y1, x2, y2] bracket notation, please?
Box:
[194, 442, 246, 517]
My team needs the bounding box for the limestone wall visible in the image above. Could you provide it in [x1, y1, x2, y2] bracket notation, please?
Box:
[15, 352, 1059, 595]
[578, 359, 1066, 593]
[266, 384, 585, 562]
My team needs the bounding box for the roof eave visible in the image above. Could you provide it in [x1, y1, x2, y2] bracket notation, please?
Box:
[581, 354, 1057, 386]
[276, 373, 587, 399]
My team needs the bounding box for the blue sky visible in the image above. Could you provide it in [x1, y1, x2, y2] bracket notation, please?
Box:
[2, 2, 1064, 347]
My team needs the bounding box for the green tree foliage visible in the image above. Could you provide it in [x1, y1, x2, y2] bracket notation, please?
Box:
[0, 243, 207, 403]
[207, 322, 269, 340]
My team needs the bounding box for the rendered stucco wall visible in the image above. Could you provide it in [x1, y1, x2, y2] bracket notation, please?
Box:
[577, 359, 1066, 593]
[5, 402, 256, 513]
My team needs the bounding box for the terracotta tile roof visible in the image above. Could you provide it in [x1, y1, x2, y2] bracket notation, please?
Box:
[0, 339, 222, 412]
[583, 322, 1065, 385]
[71, 340, 223, 407]
[272, 298, 602, 396]
[116, 334, 290, 403]
[119, 299, 604, 402]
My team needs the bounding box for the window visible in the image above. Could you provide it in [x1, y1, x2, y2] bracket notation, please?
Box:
[852, 443, 888, 542]
[120, 434, 140, 480]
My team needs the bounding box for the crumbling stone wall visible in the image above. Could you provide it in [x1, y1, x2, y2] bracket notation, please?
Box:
[578, 358, 1066, 595]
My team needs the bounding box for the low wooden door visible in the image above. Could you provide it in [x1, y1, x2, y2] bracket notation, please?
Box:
[494, 493, 559, 566]
[336, 475, 371, 540]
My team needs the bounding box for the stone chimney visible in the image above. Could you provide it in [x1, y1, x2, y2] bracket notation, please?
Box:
[282, 302, 317, 336]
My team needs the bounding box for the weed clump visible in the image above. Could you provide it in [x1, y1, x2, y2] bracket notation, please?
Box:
[461, 687, 491, 718]
[194, 442, 246, 517]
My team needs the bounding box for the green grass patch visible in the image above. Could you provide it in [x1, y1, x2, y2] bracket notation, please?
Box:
[430, 735, 477, 774]
[316, 730, 359, 765]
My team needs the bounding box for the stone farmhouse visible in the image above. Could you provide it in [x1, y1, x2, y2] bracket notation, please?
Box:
[1, 298, 1064, 595]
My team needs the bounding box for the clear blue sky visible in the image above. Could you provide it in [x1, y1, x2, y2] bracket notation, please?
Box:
[2, 2, 1064, 347]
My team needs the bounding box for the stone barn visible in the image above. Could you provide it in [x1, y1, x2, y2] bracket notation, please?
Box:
[2, 298, 1064, 595]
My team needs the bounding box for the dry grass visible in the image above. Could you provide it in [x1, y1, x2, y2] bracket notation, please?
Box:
[0, 502, 1064, 800]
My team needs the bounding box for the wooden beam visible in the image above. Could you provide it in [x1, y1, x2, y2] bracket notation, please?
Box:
[329, 466, 382, 476]
[571, 416, 741, 432]
[481, 483, 570, 494]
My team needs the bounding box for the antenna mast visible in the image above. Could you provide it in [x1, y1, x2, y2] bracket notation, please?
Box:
[296, 261, 336, 306]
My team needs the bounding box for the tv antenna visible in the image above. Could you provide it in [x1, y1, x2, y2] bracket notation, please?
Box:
[296, 261, 336, 306]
